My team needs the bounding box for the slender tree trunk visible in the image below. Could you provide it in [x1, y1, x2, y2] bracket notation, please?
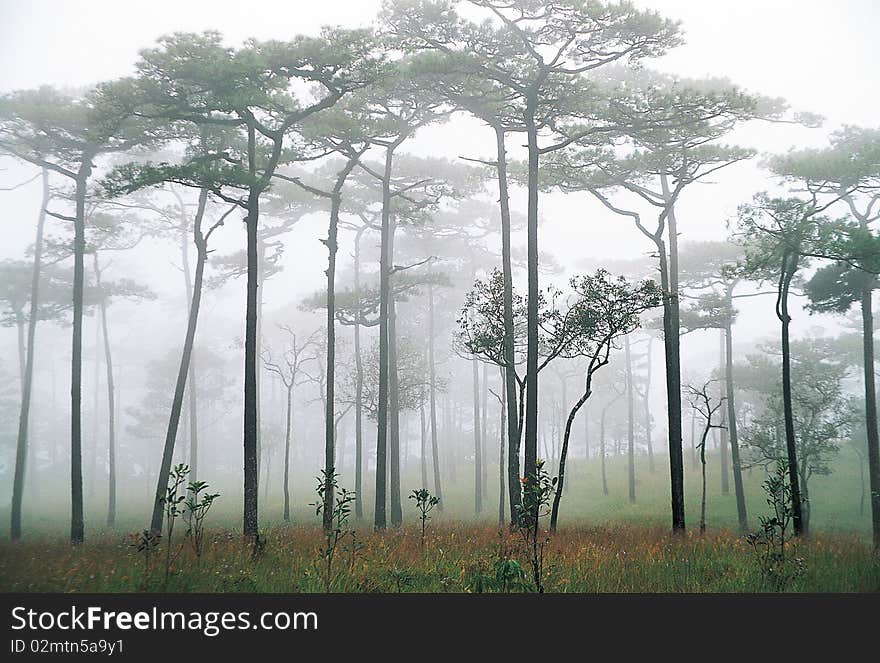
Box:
[472, 357, 482, 514]
[777, 251, 804, 536]
[481, 361, 488, 499]
[242, 124, 261, 542]
[375, 144, 396, 530]
[499, 365, 507, 528]
[322, 191, 341, 530]
[283, 385, 292, 521]
[625, 336, 636, 504]
[690, 409, 697, 468]
[70, 164, 91, 545]
[494, 125, 521, 522]
[353, 230, 365, 520]
[149, 189, 209, 534]
[523, 104, 539, 501]
[427, 270, 443, 510]
[645, 335, 654, 472]
[725, 309, 748, 532]
[10, 168, 49, 541]
[659, 174, 685, 532]
[718, 329, 729, 494]
[551, 384, 592, 531]
[387, 211, 403, 527]
[94, 254, 117, 528]
[860, 283, 880, 549]
[420, 400, 428, 489]
[179, 214, 200, 485]
[699, 429, 707, 535]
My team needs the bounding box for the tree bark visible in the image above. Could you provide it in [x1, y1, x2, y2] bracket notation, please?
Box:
[427, 269, 443, 510]
[94, 254, 117, 528]
[523, 102, 540, 501]
[494, 126, 521, 522]
[350, 231, 365, 520]
[472, 357, 482, 514]
[860, 283, 880, 549]
[659, 174, 685, 532]
[70, 163, 92, 545]
[625, 335, 636, 504]
[10, 168, 49, 541]
[322, 190, 341, 530]
[724, 307, 748, 532]
[777, 250, 804, 536]
[283, 384, 293, 521]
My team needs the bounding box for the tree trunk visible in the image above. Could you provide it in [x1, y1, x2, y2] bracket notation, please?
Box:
[70, 165, 91, 545]
[388, 291, 402, 526]
[374, 144, 395, 530]
[860, 283, 880, 549]
[551, 385, 592, 531]
[645, 335, 654, 472]
[322, 191, 341, 530]
[179, 213, 200, 486]
[718, 329, 729, 494]
[427, 269, 443, 510]
[659, 174, 685, 532]
[283, 385, 292, 521]
[494, 125, 521, 522]
[777, 251, 804, 536]
[348, 230, 364, 520]
[523, 104, 539, 502]
[94, 254, 117, 529]
[149, 189, 209, 534]
[498, 365, 507, 528]
[725, 309, 748, 532]
[472, 357, 482, 514]
[481, 361, 488, 499]
[10, 168, 49, 541]
[625, 335, 636, 504]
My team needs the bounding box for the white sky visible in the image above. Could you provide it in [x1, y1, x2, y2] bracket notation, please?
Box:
[0, 0, 877, 363]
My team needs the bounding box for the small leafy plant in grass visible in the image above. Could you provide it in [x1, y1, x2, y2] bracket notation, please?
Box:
[515, 459, 557, 593]
[128, 529, 161, 589]
[184, 480, 220, 563]
[746, 459, 806, 591]
[311, 469, 357, 592]
[408, 488, 440, 553]
[160, 463, 190, 585]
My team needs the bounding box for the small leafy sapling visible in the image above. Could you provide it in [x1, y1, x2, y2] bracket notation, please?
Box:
[408, 488, 440, 553]
[160, 463, 189, 584]
[746, 459, 806, 591]
[515, 459, 557, 594]
[184, 480, 220, 563]
[311, 469, 357, 592]
[129, 529, 161, 589]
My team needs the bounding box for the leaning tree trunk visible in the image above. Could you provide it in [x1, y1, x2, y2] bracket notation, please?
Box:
[724, 305, 748, 532]
[10, 167, 49, 541]
[625, 335, 636, 504]
[427, 270, 443, 510]
[94, 254, 117, 528]
[777, 251, 804, 536]
[551, 379, 594, 531]
[179, 214, 200, 485]
[494, 125, 521, 523]
[70, 163, 91, 545]
[150, 189, 209, 534]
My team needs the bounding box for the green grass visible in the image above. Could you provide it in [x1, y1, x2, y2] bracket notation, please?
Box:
[0, 450, 876, 593]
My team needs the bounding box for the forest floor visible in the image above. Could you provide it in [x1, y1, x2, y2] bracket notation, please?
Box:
[1, 522, 878, 593]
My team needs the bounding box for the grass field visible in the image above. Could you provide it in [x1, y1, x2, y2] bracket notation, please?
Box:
[1, 451, 877, 593]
